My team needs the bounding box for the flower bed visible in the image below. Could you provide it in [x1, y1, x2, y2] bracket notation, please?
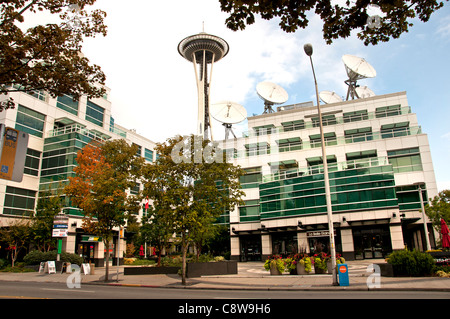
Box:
[263, 253, 345, 275]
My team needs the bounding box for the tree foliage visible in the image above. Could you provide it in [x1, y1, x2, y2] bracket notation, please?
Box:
[65, 139, 144, 281]
[0, 0, 107, 111]
[141, 135, 244, 285]
[219, 0, 446, 45]
[426, 189, 450, 237]
[0, 219, 31, 267]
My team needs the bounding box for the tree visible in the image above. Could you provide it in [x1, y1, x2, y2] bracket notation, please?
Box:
[139, 206, 173, 266]
[31, 185, 64, 252]
[65, 139, 144, 282]
[0, 219, 31, 267]
[0, 0, 107, 111]
[426, 190, 450, 243]
[142, 135, 244, 285]
[219, 0, 446, 45]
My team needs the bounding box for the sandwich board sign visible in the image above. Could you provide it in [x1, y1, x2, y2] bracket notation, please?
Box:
[0, 124, 29, 182]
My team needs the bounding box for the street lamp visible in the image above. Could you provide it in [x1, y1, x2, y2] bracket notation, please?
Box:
[413, 182, 432, 251]
[304, 43, 338, 286]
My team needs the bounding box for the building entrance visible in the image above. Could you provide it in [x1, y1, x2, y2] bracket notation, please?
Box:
[240, 235, 262, 261]
[353, 225, 392, 259]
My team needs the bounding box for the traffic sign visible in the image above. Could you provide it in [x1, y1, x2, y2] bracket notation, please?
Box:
[0, 125, 29, 182]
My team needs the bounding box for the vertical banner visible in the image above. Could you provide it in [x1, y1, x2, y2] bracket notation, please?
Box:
[0, 125, 29, 182]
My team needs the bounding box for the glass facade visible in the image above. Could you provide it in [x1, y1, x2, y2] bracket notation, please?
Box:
[15, 104, 45, 138]
[24, 148, 41, 177]
[259, 161, 397, 220]
[85, 100, 104, 127]
[56, 94, 78, 115]
[3, 186, 36, 216]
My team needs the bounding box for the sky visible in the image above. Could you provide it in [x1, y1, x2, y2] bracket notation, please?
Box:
[27, 1, 450, 191]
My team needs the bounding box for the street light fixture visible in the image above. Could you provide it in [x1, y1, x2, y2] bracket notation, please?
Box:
[304, 43, 338, 286]
[413, 182, 432, 251]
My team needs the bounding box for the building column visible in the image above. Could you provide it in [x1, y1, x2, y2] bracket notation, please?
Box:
[94, 241, 105, 267]
[390, 224, 404, 251]
[297, 232, 309, 254]
[340, 228, 354, 261]
[65, 233, 76, 255]
[261, 234, 272, 259]
[230, 236, 240, 261]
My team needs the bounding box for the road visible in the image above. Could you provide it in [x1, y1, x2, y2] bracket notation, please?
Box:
[0, 281, 448, 300]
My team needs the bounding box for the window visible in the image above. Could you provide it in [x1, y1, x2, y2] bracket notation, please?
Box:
[239, 167, 262, 189]
[277, 137, 302, 152]
[375, 104, 401, 118]
[144, 148, 153, 162]
[85, 100, 104, 127]
[239, 200, 260, 222]
[381, 122, 410, 139]
[343, 110, 369, 122]
[281, 120, 305, 132]
[133, 143, 142, 157]
[4, 186, 36, 216]
[345, 127, 373, 143]
[24, 148, 41, 176]
[56, 94, 78, 115]
[15, 104, 45, 137]
[309, 132, 336, 148]
[388, 148, 422, 173]
[312, 114, 337, 127]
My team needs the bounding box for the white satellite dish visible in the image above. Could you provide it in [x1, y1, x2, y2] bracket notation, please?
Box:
[256, 81, 288, 114]
[319, 91, 343, 104]
[342, 54, 376, 100]
[355, 86, 375, 99]
[211, 101, 247, 140]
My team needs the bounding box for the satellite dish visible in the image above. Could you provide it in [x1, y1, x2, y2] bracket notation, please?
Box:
[256, 81, 288, 114]
[211, 101, 247, 140]
[319, 91, 343, 104]
[342, 54, 376, 100]
[355, 86, 375, 99]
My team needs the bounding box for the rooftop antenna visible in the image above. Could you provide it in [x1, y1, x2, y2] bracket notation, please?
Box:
[211, 101, 247, 140]
[178, 31, 229, 141]
[355, 85, 375, 98]
[342, 54, 376, 100]
[256, 81, 288, 114]
[319, 91, 343, 104]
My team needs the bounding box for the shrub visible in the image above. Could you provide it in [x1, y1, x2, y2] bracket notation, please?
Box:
[387, 249, 435, 276]
[23, 250, 83, 266]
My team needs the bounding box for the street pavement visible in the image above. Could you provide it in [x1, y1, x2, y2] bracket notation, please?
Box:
[0, 259, 449, 292]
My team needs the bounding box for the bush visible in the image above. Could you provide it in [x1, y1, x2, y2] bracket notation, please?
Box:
[387, 249, 435, 276]
[23, 250, 83, 266]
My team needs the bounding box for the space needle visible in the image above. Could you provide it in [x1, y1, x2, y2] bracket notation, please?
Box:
[178, 31, 229, 140]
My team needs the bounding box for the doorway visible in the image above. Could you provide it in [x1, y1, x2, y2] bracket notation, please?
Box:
[353, 225, 392, 259]
[240, 235, 262, 261]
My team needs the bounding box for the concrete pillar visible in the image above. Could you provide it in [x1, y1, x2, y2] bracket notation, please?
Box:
[340, 228, 354, 260]
[297, 232, 309, 254]
[65, 233, 76, 254]
[261, 234, 272, 259]
[390, 224, 405, 251]
[230, 236, 240, 261]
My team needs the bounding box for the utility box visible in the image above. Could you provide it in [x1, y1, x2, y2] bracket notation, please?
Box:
[338, 263, 349, 286]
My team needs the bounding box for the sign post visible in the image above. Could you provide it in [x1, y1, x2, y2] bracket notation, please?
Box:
[52, 213, 69, 261]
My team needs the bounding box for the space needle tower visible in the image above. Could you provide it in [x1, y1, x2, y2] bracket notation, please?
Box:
[178, 31, 229, 140]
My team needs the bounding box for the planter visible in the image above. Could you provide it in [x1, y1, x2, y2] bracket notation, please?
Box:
[314, 265, 327, 274]
[186, 261, 237, 278]
[296, 264, 310, 275]
[124, 266, 180, 275]
[270, 264, 282, 275]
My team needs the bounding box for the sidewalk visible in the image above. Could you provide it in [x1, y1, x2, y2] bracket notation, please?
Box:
[1, 260, 449, 292]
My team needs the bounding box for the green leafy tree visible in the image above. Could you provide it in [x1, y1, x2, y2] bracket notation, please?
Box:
[142, 135, 244, 285]
[0, 219, 31, 267]
[426, 190, 450, 243]
[65, 139, 144, 281]
[31, 185, 64, 252]
[219, 0, 446, 45]
[0, 0, 107, 111]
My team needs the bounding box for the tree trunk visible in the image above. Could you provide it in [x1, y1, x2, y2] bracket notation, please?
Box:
[181, 236, 188, 285]
[104, 239, 109, 282]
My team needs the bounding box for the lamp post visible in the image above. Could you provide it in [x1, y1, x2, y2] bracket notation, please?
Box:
[414, 182, 431, 251]
[304, 43, 337, 286]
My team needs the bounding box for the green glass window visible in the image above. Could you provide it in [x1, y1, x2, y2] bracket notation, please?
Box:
[24, 148, 41, 176]
[144, 148, 153, 162]
[4, 186, 36, 216]
[56, 94, 78, 115]
[388, 148, 422, 173]
[86, 100, 104, 127]
[343, 110, 369, 122]
[375, 104, 401, 118]
[15, 104, 45, 137]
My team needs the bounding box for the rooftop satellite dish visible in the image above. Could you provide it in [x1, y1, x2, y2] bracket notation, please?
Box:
[256, 81, 288, 114]
[319, 91, 343, 104]
[342, 54, 376, 100]
[211, 101, 247, 140]
[355, 86, 375, 99]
